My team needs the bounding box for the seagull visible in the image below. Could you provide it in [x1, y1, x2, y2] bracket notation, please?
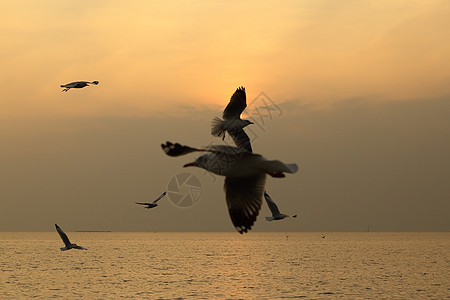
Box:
[60, 81, 99, 92]
[212, 87, 296, 223]
[161, 141, 298, 233]
[55, 224, 87, 251]
[211, 86, 253, 152]
[136, 191, 167, 209]
[264, 191, 298, 221]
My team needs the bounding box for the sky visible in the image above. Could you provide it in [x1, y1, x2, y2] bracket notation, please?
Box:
[0, 0, 449, 232]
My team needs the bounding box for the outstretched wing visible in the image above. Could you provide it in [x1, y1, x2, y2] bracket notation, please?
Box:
[161, 142, 252, 158]
[55, 224, 71, 247]
[228, 127, 253, 152]
[223, 86, 247, 120]
[224, 174, 266, 234]
[153, 191, 167, 204]
[203, 144, 251, 156]
[264, 191, 281, 216]
[161, 142, 202, 157]
[135, 202, 151, 206]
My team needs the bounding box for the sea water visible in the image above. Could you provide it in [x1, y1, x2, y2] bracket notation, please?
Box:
[0, 232, 448, 299]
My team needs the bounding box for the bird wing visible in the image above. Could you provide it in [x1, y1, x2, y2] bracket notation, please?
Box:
[135, 202, 151, 205]
[73, 82, 88, 88]
[55, 224, 71, 247]
[224, 174, 266, 234]
[222, 86, 247, 120]
[264, 192, 281, 216]
[228, 127, 253, 152]
[161, 142, 202, 157]
[203, 144, 251, 156]
[153, 191, 167, 203]
[161, 142, 252, 158]
[65, 81, 86, 87]
[61, 83, 73, 88]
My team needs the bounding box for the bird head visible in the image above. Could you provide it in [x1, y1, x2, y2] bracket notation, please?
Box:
[242, 119, 254, 128]
[183, 154, 213, 170]
[183, 161, 196, 167]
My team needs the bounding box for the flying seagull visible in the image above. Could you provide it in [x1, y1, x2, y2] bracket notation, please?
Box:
[264, 191, 298, 221]
[161, 141, 298, 233]
[212, 87, 297, 223]
[211, 86, 254, 152]
[55, 224, 87, 251]
[136, 191, 167, 209]
[211, 89, 300, 226]
[60, 81, 99, 92]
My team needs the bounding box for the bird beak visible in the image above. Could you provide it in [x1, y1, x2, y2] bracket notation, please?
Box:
[183, 162, 196, 167]
[249, 121, 254, 124]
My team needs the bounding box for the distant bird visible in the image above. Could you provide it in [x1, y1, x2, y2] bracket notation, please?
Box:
[321, 234, 326, 239]
[60, 81, 99, 92]
[211, 86, 253, 152]
[136, 191, 167, 209]
[161, 141, 298, 233]
[55, 224, 87, 251]
[264, 191, 298, 221]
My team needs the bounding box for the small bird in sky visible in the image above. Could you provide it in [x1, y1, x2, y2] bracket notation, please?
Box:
[135, 191, 167, 209]
[55, 224, 87, 251]
[60, 81, 99, 92]
[161, 141, 298, 233]
[264, 191, 298, 221]
[211, 86, 254, 152]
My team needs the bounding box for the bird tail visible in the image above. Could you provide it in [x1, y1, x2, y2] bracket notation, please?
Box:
[261, 160, 299, 177]
[265, 216, 274, 221]
[211, 117, 226, 140]
[285, 164, 299, 173]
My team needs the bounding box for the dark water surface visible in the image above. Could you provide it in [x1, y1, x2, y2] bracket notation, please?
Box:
[0, 232, 448, 299]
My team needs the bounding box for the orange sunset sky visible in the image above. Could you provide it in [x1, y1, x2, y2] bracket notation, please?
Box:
[0, 1, 449, 232]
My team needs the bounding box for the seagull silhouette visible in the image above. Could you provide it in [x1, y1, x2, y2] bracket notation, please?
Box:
[161, 141, 298, 233]
[136, 191, 167, 209]
[211, 86, 253, 151]
[211, 87, 297, 226]
[55, 224, 87, 251]
[264, 191, 298, 221]
[60, 81, 99, 92]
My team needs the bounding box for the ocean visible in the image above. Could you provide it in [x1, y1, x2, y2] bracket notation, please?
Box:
[0, 232, 448, 299]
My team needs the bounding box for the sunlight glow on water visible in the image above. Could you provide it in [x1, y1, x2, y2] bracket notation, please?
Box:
[0, 232, 448, 299]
